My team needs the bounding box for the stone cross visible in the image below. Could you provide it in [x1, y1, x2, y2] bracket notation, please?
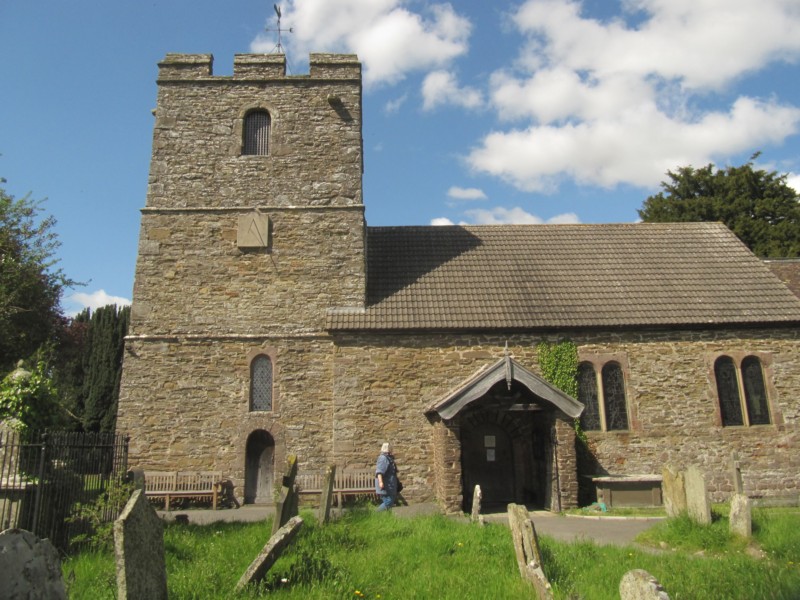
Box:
[0, 528, 67, 600]
[113, 489, 168, 600]
[319, 464, 336, 525]
[272, 454, 299, 535]
[730, 451, 744, 495]
[619, 569, 670, 600]
[684, 465, 712, 525]
[507, 503, 553, 600]
[236, 515, 304, 591]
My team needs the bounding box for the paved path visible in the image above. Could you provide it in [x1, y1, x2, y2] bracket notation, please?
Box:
[159, 503, 663, 547]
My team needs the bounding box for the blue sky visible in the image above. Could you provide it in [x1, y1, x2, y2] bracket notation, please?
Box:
[2, 0, 799, 316]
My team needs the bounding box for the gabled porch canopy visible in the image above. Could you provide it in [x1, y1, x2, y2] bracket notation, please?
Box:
[426, 355, 584, 420]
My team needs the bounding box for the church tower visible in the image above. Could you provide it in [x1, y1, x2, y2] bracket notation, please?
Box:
[118, 54, 365, 501]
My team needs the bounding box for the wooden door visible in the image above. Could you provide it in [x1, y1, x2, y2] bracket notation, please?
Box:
[462, 423, 515, 509]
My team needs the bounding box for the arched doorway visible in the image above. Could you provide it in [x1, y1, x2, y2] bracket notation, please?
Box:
[459, 382, 553, 512]
[244, 430, 274, 504]
[461, 420, 515, 508]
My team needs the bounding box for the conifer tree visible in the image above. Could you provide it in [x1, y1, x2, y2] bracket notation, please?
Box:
[80, 304, 130, 432]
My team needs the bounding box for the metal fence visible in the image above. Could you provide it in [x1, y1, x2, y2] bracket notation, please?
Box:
[0, 429, 129, 552]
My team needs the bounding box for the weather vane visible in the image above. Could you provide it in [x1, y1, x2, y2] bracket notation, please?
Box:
[266, 4, 293, 55]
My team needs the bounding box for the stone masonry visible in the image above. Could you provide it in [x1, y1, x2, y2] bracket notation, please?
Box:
[118, 53, 800, 513]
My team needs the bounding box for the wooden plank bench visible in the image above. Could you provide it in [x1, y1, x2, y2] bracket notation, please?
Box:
[296, 468, 377, 506]
[144, 471, 223, 511]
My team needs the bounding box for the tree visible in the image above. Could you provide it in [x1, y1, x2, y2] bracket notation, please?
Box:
[0, 357, 62, 433]
[80, 304, 130, 432]
[0, 180, 76, 374]
[638, 157, 800, 257]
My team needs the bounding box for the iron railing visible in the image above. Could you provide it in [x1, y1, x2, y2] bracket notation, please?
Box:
[0, 429, 129, 552]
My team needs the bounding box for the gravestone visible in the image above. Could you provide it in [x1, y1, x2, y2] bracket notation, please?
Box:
[236, 515, 303, 591]
[319, 464, 336, 525]
[729, 493, 752, 538]
[661, 465, 687, 517]
[127, 468, 146, 491]
[619, 569, 670, 600]
[470, 485, 484, 525]
[272, 454, 299, 535]
[684, 465, 712, 525]
[507, 503, 553, 600]
[0, 528, 66, 600]
[114, 489, 168, 600]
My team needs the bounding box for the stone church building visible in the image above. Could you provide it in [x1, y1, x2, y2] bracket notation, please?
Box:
[117, 53, 800, 512]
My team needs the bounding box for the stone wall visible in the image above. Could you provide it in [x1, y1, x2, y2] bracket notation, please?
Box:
[119, 328, 799, 505]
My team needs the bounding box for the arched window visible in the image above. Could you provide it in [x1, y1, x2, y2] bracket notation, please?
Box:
[577, 362, 601, 431]
[742, 356, 770, 425]
[602, 362, 629, 431]
[243, 110, 270, 156]
[715, 356, 743, 426]
[714, 354, 771, 427]
[576, 358, 629, 432]
[250, 354, 273, 411]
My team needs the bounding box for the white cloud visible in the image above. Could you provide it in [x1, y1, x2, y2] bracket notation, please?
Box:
[470, 97, 800, 191]
[787, 173, 800, 194]
[469, 0, 800, 192]
[463, 206, 580, 225]
[384, 93, 408, 114]
[447, 186, 487, 200]
[512, 0, 800, 90]
[422, 70, 483, 111]
[66, 289, 131, 316]
[252, 1, 472, 88]
[431, 217, 455, 225]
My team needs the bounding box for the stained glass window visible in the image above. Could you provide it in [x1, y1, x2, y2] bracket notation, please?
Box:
[243, 110, 270, 155]
[250, 355, 273, 411]
[715, 356, 743, 426]
[602, 362, 628, 431]
[742, 356, 770, 425]
[577, 362, 601, 431]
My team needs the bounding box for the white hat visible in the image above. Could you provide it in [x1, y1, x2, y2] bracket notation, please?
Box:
[380, 442, 391, 453]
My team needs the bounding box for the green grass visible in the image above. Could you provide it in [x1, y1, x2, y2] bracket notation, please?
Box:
[63, 507, 800, 599]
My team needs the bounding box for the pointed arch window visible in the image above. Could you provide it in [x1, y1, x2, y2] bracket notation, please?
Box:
[715, 354, 770, 426]
[250, 354, 273, 411]
[577, 359, 629, 432]
[243, 110, 270, 156]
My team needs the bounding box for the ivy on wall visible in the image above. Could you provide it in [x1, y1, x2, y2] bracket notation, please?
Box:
[536, 339, 578, 398]
[536, 339, 586, 443]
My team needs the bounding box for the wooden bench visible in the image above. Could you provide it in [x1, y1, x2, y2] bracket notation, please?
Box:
[296, 468, 377, 506]
[144, 471, 223, 511]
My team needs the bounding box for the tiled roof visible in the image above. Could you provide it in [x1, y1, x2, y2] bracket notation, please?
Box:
[326, 222, 800, 331]
[764, 259, 800, 299]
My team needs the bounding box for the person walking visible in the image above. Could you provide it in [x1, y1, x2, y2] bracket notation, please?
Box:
[375, 442, 399, 511]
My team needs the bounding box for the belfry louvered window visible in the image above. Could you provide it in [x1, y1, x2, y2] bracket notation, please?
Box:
[250, 354, 273, 411]
[576, 359, 629, 432]
[243, 110, 270, 155]
[715, 355, 771, 427]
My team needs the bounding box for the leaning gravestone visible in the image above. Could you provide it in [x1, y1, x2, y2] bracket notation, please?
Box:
[684, 465, 712, 525]
[114, 489, 168, 600]
[0, 528, 66, 600]
[272, 454, 299, 535]
[319, 464, 336, 525]
[729, 493, 752, 538]
[661, 465, 687, 517]
[236, 515, 304, 591]
[619, 569, 670, 600]
[507, 503, 553, 600]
